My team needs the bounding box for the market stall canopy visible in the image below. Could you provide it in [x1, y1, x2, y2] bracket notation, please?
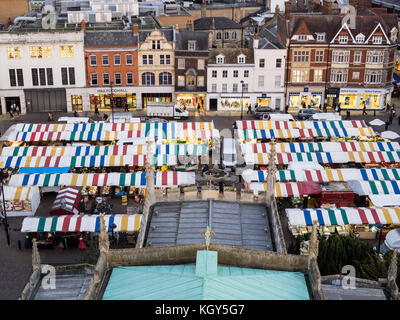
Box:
[380, 131, 400, 140]
[18, 167, 70, 174]
[249, 181, 322, 197]
[21, 214, 142, 233]
[369, 195, 400, 207]
[384, 228, 400, 252]
[311, 113, 341, 121]
[58, 117, 90, 123]
[1, 186, 40, 217]
[286, 207, 400, 227]
[8, 171, 196, 188]
[369, 119, 386, 126]
[236, 120, 368, 130]
[347, 180, 400, 196]
[243, 168, 400, 183]
[50, 187, 80, 216]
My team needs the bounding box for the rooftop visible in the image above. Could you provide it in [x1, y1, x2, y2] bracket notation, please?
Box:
[144, 199, 274, 251]
[84, 30, 139, 47]
[175, 30, 209, 51]
[194, 17, 242, 30]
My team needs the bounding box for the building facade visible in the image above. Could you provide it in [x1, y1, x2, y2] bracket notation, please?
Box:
[0, 30, 85, 114]
[138, 28, 175, 109]
[174, 30, 209, 111]
[83, 26, 139, 112]
[207, 48, 255, 111]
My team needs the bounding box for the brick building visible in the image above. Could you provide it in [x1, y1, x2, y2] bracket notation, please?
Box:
[174, 30, 209, 111]
[83, 24, 139, 111]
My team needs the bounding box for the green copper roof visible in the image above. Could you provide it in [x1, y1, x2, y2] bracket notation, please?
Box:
[102, 251, 310, 300]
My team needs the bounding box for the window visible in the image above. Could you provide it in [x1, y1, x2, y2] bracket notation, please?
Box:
[31, 69, 38, 86]
[222, 83, 227, 92]
[232, 32, 237, 40]
[114, 54, 121, 65]
[356, 34, 365, 43]
[352, 72, 359, 79]
[354, 51, 361, 63]
[339, 35, 348, 43]
[366, 51, 384, 64]
[224, 32, 229, 40]
[211, 84, 217, 92]
[238, 56, 245, 64]
[315, 50, 324, 62]
[17, 69, 24, 86]
[7, 47, 21, 59]
[198, 59, 205, 70]
[188, 40, 196, 51]
[275, 98, 281, 109]
[275, 75, 281, 87]
[276, 58, 282, 68]
[61, 68, 68, 85]
[372, 36, 382, 44]
[30, 47, 36, 58]
[233, 83, 238, 92]
[67, 46, 74, 57]
[314, 70, 323, 82]
[332, 51, 350, 63]
[217, 56, 224, 64]
[126, 54, 133, 65]
[258, 75, 264, 87]
[102, 55, 109, 66]
[365, 71, 382, 84]
[259, 59, 265, 68]
[29, 46, 51, 58]
[90, 55, 97, 66]
[142, 55, 148, 65]
[103, 73, 110, 85]
[159, 72, 172, 85]
[127, 73, 133, 85]
[148, 55, 153, 65]
[212, 70, 217, 78]
[91, 73, 97, 86]
[242, 83, 248, 92]
[142, 72, 155, 86]
[178, 59, 185, 69]
[293, 51, 309, 62]
[292, 70, 309, 82]
[330, 70, 348, 83]
[9, 69, 16, 87]
[115, 73, 121, 85]
[152, 40, 160, 50]
[216, 32, 222, 40]
[60, 46, 73, 57]
[39, 68, 46, 86]
[178, 76, 185, 86]
[160, 55, 165, 65]
[233, 70, 238, 78]
[244, 70, 249, 77]
[197, 76, 204, 87]
[316, 33, 325, 41]
[298, 35, 307, 41]
[222, 70, 228, 78]
[68, 68, 75, 85]
[160, 55, 170, 65]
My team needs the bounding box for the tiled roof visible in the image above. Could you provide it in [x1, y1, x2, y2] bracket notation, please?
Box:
[208, 48, 254, 64]
[175, 30, 209, 51]
[139, 28, 174, 42]
[194, 17, 242, 30]
[84, 31, 138, 47]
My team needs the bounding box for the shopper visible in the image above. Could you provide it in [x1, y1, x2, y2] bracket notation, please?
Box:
[95, 106, 99, 116]
[385, 119, 390, 131]
[362, 104, 367, 116]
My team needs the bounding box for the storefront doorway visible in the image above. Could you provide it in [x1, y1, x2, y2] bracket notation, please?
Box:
[72, 95, 83, 111]
[209, 99, 218, 111]
[90, 93, 136, 110]
[176, 93, 205, 110]
[5, 97, 20, 113]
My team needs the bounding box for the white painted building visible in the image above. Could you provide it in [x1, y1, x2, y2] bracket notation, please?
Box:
[253, 35, 286, 111]
[0, 31, 85, 114]
[207, 48, 256, 111]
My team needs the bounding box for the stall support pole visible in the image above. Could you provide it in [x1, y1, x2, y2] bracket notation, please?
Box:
[1, 180, 10, 246]
[377, 226, 383, 255]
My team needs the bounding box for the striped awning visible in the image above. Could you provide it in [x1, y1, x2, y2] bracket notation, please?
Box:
[286, 207, 400, 226]
[347, 180, 400, 195]
[8, 171, 195, 187]
[249, 182, 322, 197]
[51, 187, 80, 215]
[2, 186, 36, 201]
[21, 214, 142, 233]
[236, 120, 368, 130]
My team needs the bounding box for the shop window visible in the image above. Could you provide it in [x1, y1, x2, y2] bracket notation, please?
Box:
[72, 95, 83, 111]
[159, 72, 172, 86]
[220, 98, 250, 110]
[339, 94, 357, 108]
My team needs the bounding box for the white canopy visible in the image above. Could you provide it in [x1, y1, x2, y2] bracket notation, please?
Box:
[384, 229, 400, 252]
[369, 195, 400, 207]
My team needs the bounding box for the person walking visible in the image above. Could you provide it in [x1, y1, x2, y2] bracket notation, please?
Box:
[285, 105, 289, 113]
[362, 104, 367, 116]
[337, 103, 341, 114]
[103, 113, 108, 121]
[74, 110, 78, 117]
[47, 112, 53, 121]
[8, 109, 14, 119]
[247, 104, 251, 114]
[346, 110, 350, 120]
[94, 105, 99, 116]
[385, 119, 390, 131]
[124, 101, 129, 112]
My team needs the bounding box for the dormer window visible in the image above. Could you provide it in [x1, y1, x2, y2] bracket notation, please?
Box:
[238, 54, 245, 64]
[356, 34, 365, 43]
[298, 35, 307, 41]
[372, 36, 382, 44]
[188, 40, 196, 51]
[216, 54, 224, 64]
[316, 33, 325, 42]
[339, 35, 348, 43]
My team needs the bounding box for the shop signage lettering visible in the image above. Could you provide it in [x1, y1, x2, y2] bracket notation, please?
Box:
[340, 89, 384, 94]
[96, 88, 127, 93]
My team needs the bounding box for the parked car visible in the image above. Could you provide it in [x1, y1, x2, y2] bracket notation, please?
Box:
[298, 108, 318, 120]
[254, 106, 274, 119]
[262, 113, 294, 121]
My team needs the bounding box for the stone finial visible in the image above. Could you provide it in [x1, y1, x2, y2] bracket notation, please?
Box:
[388, 250, 398, 281]
[98, 213, 109, 254]
[265, 138, 277, 203]
[200, 226, 215, 250]
[309, 220, 319, 258]
[32, 238, 41, 271]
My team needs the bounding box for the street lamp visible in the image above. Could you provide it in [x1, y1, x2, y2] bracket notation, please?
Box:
[110, 81, 114, 123]
[240, 80, 244, 120]
[0, 175, 10, 246]
[110, 223, 117, 247]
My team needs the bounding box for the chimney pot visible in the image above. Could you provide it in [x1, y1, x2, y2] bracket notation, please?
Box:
[133, 23, 139, 34]
[81, 20, 86, 33]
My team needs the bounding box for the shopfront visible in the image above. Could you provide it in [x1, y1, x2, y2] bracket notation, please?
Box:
[175, 93, 206, 111]
[90, 93, 137, 111]
[72, 95, 83, 111]
[256, 94, 271, 107]
[288, 89, 323, 110]
[325, 87, 340, 109]
[142, 93, 172, 109]
[339, 88, 392, 110]
[220, 97, 251, 111]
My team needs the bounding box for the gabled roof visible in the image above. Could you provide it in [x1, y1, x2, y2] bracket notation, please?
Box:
[84, 31, 138, 47]
[208, 48, 254, 64]
[139, 28, 174, 42]
[292, 19, 313, 36]
[194, 17, 242, 30]
[175, 30, 209, 51]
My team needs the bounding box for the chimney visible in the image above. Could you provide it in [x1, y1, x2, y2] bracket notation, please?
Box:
[253, 33, 259, 49]
[201, 0, 207, 18]
[211, 17, 215, 30]
[275, 4, 280, 13]
[284, 1, 291, 17]
[81, 20, 86, 33]
[133, 23, 139, 35]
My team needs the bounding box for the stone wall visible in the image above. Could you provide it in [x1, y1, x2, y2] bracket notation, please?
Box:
[83, 252, 108, 300]
[107, 243, 309, 272]
[19, 267, 39, 300]
[270, 198, 287, 254]
[308, 257, 326, 300]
